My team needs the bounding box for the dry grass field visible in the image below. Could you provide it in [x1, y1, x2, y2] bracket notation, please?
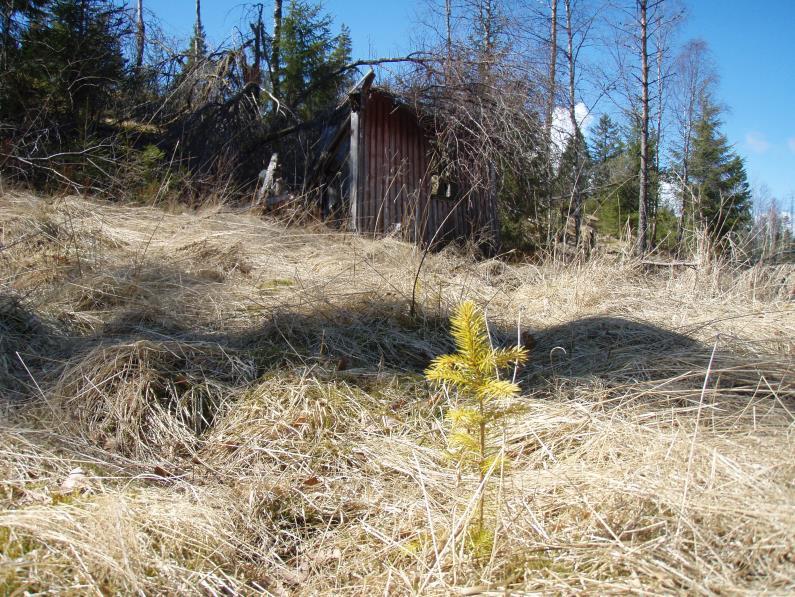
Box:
[1, 191, 793, 595]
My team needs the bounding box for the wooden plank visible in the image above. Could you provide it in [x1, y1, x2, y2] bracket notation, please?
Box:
[404, 112, 414, 237]
[358, 88, 370, 233]
[368, 93, 378, 234]
[359, 102, 373, 234]
[366, 93, 377, 234]
[393, 103, 402, 233]
[400, 109, 409, 235]
[421, 135, 430, 244]
[380, 96, 390, 234]
[408, 130, 416, 244]
[405, 115, 416, 238]
[373, 94, 383, 234]
[349, 109, 360, 232]
[385, 99, 395, 235]
[379, 95, 388, 234]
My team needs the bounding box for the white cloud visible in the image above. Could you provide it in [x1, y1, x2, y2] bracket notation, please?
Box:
[659, 180, 679, 213]
[745, 131, 771, 154]
[788, 137, 795, 154]
[550, 103, 594, 159]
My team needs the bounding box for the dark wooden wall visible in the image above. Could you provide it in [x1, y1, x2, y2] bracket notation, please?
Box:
[349, 89, 499, 248]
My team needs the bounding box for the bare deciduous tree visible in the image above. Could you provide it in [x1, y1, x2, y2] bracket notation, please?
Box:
[545, 0, 558, 245]
[270, 0, 282, 101]
[135, 0, 145, 72]
[602, 0, 681, 255]
[637, 0, 650, 255]
[671, 38, 716, 250]
[562, 0, 595, 249]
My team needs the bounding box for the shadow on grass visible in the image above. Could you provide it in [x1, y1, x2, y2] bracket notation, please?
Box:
[0, 293, 64, 401]
[2, 258, 790, 415]
[528, 315, 701, 379]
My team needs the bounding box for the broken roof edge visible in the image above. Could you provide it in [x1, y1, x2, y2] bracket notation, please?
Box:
[306, 71, 439, 192]
[338, 69, 375, 109]
[339, 69, 432, 125]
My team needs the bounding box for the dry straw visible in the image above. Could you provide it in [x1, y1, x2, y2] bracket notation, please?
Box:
[0, 191, 792, 594]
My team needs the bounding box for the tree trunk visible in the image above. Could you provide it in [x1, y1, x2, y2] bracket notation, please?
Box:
[636, 0, 649, 256]
[545, 0, 558, 247]
[676, 155, 689, 252]
[674, 41, 713, 255]
[247, 3, 264, 99]
[482, 0, 494, 62]
[677, 106, 693, 254]
[135, 0, 145, 73]
[651, 39, 664, 247]
[194, 0, 202, 57]
[445, 0, 452, 78]
[564, 0, 581, 249]
[270, 0, 283, 103]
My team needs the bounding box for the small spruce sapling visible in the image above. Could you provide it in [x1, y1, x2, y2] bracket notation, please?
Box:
[425, 301, 528, 550]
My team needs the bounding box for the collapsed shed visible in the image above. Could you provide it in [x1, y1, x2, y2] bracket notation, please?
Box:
[308, 72, 500, 249]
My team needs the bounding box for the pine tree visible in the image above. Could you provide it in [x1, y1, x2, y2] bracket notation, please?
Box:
[689, 97, 751, 241]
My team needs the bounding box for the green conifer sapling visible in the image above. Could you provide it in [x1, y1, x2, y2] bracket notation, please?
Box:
[425, 301, 528, 547]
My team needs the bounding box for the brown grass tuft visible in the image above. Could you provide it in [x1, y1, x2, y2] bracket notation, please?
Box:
[54, 340, 256, 458]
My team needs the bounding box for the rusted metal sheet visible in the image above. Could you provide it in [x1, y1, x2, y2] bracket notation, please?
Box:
[356, 91, 427, 242]
[314, 77, 498, 250]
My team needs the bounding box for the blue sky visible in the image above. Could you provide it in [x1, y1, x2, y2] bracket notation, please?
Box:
[146, 0, 795, 205]
[680, 0, 795, 206]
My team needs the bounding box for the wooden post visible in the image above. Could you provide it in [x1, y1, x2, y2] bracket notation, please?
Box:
[349, 105, 360, 232]
[348, 71, 374, 233]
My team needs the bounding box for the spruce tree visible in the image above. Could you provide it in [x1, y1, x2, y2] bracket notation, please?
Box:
[279, 0, 350, 119]
[329, 23, 353, 93]
[1, 1, 43, 119]
[590, 114, 623, 186]
[586, 122, 657, 240]
[0, 0, 48, 74]
[187, 0, 207, 66]
[585, 115, 624, 235]
[689, 97, 751, 241]
[14, 0, 126, 130]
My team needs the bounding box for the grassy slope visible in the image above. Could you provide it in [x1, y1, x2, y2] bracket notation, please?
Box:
[0, 191, 793, 595]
